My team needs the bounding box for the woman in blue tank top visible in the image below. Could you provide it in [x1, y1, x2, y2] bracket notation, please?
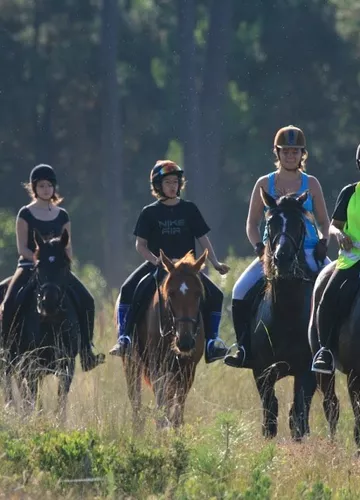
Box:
[224, 125, 331, 368]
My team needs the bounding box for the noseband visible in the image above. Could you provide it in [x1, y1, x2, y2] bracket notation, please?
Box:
[155, 269, 202, 339]
[266, 209, 306, 258]
[35, 273, 68, 314]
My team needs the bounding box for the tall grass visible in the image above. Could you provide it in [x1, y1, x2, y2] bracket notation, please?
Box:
[0, 257, 359, 499]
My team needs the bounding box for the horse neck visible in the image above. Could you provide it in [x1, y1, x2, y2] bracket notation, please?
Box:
[266, 276, 313, 325]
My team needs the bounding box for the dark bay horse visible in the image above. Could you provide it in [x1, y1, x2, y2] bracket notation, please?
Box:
[309, 260, 360, 447]
[250, 188, 317, 440]
[118, 249, 207, 429]
[1, 230, 79, 416]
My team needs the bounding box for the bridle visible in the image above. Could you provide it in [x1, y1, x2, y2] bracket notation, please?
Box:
[265, 207, 307, 277]
[155, 268, 202, 340]
[35, 266, 69, 315]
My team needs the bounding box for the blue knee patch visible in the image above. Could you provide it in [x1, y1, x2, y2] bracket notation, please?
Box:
[117, 304, 130, 339]
[210, 311, 221, 339]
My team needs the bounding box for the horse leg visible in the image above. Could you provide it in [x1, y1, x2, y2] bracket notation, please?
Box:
[170, 365, 195, 428]
[3, 366, 14, 409]
[289, 371, 317, 441]
[317, 373, 339, 440]
[254, 369, 278, 438]
[153, 372, 174, 429]
[123, 353, 143, 433]
[347, 372, 360, 451]
[20, 373, 38, 415]
[57, 359, 75, 422]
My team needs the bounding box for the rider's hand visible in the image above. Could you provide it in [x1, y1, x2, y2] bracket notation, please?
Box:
[154, 257, 161, 267]
[337, 231, 353, 252]
[214, 262, 230, 275]
[313, 238, 328, 263]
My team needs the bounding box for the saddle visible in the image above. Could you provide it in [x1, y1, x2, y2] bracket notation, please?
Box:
[244, 278, 267, 315]
[124, 270, 162, 337]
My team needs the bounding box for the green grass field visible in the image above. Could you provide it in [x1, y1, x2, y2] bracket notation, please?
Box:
[0, 257, 359, 499]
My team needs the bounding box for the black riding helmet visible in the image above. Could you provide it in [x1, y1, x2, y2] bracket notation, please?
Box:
[30, 164, 57, 187]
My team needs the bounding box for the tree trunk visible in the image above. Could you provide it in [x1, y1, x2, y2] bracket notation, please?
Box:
[100, 0, 124, 287]
[177, 0, 201, 204]
[200, 0, 233, 253]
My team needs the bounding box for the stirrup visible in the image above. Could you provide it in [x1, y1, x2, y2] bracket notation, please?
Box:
[207, 337, 227, 351]
[311, 347, 334, 375]
[224, 344, 246, 367]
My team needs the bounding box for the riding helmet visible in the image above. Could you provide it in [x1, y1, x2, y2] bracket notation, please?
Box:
[30, 164, 57, 186]
[274, 125, 306, 149]
[150, 160, 184, 196]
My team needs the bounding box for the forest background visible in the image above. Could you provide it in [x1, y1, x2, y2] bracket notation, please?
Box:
[1, 0, 360, 288]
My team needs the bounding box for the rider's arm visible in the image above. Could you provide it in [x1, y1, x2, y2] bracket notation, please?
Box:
[16, 217, 36, 262]
[308, 176, 330, 240]
[246, 177, 267, 247]
[197, 235, 222, 270]
[62, 221, 73, 259]
[135, 237, 159, 266]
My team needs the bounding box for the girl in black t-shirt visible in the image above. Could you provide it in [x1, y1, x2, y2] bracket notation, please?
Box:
[0, 164, 104, 371]
[109, 160, 230, 363]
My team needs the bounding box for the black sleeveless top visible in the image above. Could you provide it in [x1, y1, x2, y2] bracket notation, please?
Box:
[17, 206, 69, 266]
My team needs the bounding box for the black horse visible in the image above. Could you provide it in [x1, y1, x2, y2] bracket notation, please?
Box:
[1, 230, 79, 416]
[309, 260, 360, 447]
[249, 188, 317, 440]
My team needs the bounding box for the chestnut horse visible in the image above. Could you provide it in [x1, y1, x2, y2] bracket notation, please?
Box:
[118, 249, 207, 429]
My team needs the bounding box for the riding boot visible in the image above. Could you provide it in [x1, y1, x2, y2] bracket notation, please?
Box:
[224, 299, 252, 368]
[204, 311, 228, 364]
[109, 303, 131, 356]
[80, 310, 105, 372]
[0, 304, 11, 351]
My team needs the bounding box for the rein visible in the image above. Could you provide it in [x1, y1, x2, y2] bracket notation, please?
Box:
[155, 267, 202, 339]
[265, 210, 314, 282]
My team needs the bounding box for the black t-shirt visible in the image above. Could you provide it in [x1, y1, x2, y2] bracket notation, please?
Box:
[332, 183, 356, 221]
[18, 206, 69, 263]
[134, 200, 210, 259]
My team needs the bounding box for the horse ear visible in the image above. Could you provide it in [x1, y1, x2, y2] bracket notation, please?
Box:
[260, 187, 277, 209]
[296, 190, 308, 205]
[34, 230, 44, 249]
[60, 229, 69, 248]
[160, 249, 174, 272]
[193, 249, 208, 272]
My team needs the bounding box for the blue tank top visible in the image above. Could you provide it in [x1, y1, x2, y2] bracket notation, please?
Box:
[262, 172, 319, 250]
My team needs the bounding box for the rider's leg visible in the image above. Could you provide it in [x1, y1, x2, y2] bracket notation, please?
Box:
[224, 258, 264, 368]
[68, 273, 105, 372]
[200, 273, 228, 363]
[109, 261, 156, 356]
[1, 267, 32, 349]
[312, 265, 356, 374]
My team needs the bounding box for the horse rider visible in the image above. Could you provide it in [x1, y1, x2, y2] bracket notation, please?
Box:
[312, 144, 360, 374]
[0, 164, 105, 371]
[109, 159, 230, 363]
[224, 125, 331, 368]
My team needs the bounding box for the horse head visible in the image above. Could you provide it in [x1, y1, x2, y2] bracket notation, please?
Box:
[160, 249, 207, 355]
[261, 187, 309, 278]
[34, 229, 71, 317]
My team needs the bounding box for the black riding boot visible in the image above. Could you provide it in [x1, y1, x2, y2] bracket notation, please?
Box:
[224, 299, 252, 368]
[80, 310, 105, 372]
